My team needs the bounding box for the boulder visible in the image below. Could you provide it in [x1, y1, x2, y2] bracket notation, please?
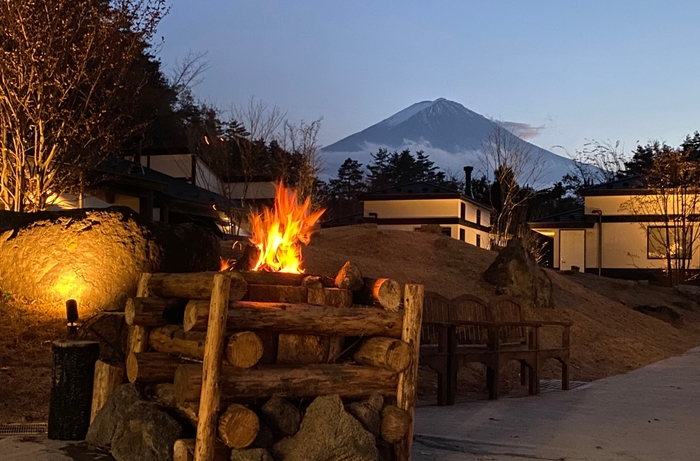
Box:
[483, 238, 553, 309]
[230, 448, 274, 461]
[111, 401, 183, 461]
[86, 383, 141, 449]
[633, 305, 683, 327]
[347, 402, 381, 436]
[675, 284, 700, 301]
[273, 395, 379, 461]
[0, 207, 219, 310]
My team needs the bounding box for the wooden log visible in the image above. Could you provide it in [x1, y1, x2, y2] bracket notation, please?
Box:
[236, 271, 307, 286]
[218, 403, 260, 449]
[260, 396, 300, 436]
[195, 272, 231, 461]
[353, 337, 411, 372]
[149, 325, 207, 359]
[174, 363, 398, 402]
[225, 331, 264, 368]
[307, 287, 353, 308]
[148, 272, 247, 301]
[147, 383, 200, 427]
[247, 284, 307, 303]
[334, 261, 363, 290]
[90, 360, 124, 423]
[395, 283, 424, 461]
[258, 332, 279, 365]
[183, 300, 403, 338]
[302, 275, 335, 288]
[381, 405, 410, 443]
[126, 352, 181, 383]
[125, 297, 188, 326]
[353, 278, 402, 311]
[127, 273, 153, 357]
[173, 439, 229, 461]
[277, 334, 336, 365]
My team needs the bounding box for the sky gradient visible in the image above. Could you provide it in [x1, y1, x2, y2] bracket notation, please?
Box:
[156, 1, 700, 170]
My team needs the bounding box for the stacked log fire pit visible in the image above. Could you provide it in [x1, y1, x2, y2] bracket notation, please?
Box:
[103, 263, 423, 461]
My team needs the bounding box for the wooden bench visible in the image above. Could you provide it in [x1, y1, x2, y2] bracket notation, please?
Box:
[420, 292, 571, 405]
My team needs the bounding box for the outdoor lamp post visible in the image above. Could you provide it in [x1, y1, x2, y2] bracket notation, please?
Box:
[66, 299, 78, 339]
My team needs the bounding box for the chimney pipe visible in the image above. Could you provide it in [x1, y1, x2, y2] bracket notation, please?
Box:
[463, 166, 473, 197]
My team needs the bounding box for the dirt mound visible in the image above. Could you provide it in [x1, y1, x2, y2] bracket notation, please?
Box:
[301, 225, 700, 385]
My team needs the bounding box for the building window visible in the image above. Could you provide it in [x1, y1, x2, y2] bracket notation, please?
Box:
[476, 234, 481, 248]
[441, 227, 452, 237]
[647, 226, 691, 259]
[460, 203, 466, 220]
[476, 209, 481, 226]
[459, 229, 465, 241]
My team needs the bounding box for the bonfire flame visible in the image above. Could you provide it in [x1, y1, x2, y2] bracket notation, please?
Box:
[249, 183, 324, 274]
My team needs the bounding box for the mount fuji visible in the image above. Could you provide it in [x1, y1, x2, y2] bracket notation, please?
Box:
[321, 98, 575, 189]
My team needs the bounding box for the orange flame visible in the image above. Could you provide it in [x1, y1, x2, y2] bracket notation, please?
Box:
[250, 183, 324, 274]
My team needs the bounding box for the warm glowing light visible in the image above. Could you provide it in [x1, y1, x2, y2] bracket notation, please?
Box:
[53, 272, 84, 305]
[249, 183, 324, 274]
[219, 257, 233, 271]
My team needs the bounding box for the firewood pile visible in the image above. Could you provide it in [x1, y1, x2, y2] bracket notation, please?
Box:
[102, 262, 423, 461]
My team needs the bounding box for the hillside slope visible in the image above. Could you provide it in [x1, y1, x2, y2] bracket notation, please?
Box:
[303, 225, 700, 384]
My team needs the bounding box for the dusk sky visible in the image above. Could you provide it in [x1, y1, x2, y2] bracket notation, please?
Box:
[156, 1, 700, 168]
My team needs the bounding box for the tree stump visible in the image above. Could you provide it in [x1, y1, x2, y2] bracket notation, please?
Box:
[48, 340, 100, 440]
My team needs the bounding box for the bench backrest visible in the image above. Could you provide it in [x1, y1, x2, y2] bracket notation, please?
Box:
[422, 291, 452, 344]
[422, 291, 490, 345]
[488, 296, 526, 345]
[450, 294, 489, 344]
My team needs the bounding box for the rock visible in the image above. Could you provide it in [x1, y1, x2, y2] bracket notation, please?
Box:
[0, 207, 220, 309]
[251, 421, 275, 449]
[347, 402, 381, 436]
[675, 284, 700, 301]
[367, 392, 384, 412]
[483, 238, 554, 309]
[273, 395, 379, 461]
[111, 401, 183, 461]
[230, 448, 274, 461]
[261, 396, 301, 436]
[633, 305, 683, 327]
[86, 383, 141, 449]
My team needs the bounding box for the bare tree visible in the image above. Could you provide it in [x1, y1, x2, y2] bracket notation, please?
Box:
[556, 139, 628, 192]
[0, 0, 167, 211]
[279, 118, 324, 205]
[230, 97, 286, 206]
[621, 147, 700, 285]
[479, 123, 546, 246]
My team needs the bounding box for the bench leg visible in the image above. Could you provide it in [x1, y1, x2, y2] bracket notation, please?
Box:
[446, 355, 457, 405]
[561, 359, 570, 391]
[528, 361, 538, 395]
[437, 368, 448, 406]
[486, 364, 500, 400]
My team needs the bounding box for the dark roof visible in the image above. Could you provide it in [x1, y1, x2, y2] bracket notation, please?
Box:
[360, 181, 491, 210]
[579, 175, 651, 196]
[96, 157, 224, 208]
[528, 207, 596, 228]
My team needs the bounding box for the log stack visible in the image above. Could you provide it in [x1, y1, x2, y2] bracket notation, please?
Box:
[102, 262, 423, 461]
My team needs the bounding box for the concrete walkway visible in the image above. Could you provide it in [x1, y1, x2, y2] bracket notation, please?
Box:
[413, 346, 700, 461]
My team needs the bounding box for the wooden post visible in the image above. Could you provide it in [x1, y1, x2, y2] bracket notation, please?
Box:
[194, 273, 231, 461]
[90, 360, 125, 422]
[48, 340, 100, 440]
[394, 284, 423, 461]
[127, 273, 152, 356]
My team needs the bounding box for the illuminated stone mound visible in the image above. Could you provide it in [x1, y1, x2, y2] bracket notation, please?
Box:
[0, 206, 219, 310]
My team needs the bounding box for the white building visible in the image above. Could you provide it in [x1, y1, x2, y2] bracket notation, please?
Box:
[361, 181, 492, 249]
